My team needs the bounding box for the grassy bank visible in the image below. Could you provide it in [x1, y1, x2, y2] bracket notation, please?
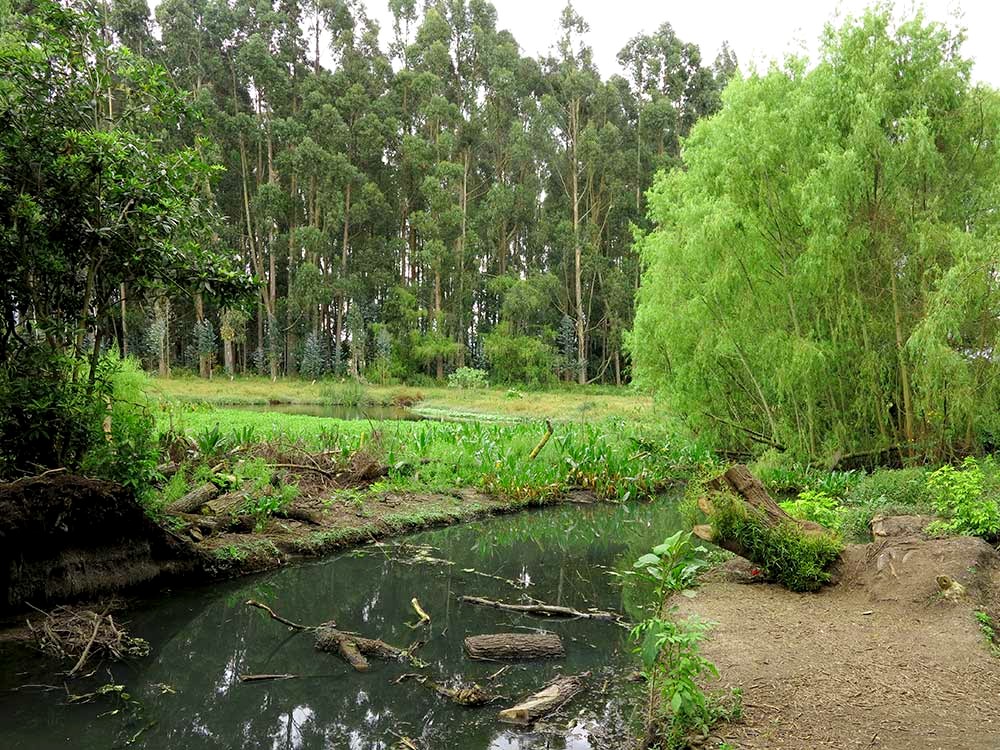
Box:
[147, 375, 656, 423]
[157, 406, 706, 504]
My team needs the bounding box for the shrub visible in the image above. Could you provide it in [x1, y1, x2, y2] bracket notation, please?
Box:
[711, 492, 843, 592]
[81, 355, 161, 499]
[779, 489, 844, 531]
[845, 467, 930, 507]
[926, 457, 1000, 538]
[632, 530, 710, 601]
[447, 367, 489, 389]
[0, 345, 102, 477]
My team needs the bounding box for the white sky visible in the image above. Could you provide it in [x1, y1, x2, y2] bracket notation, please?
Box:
[363, 0, 999, 84]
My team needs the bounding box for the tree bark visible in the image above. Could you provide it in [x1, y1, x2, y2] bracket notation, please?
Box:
[166, 482, 222, 515]
[498, 673, 588, 725]
[463, 632, 564, 661]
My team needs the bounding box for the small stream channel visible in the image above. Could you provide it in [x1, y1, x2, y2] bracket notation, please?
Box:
[0, 498, 685, 750]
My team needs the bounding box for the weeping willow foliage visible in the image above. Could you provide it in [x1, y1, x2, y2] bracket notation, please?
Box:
[630, 9, 1000, 461]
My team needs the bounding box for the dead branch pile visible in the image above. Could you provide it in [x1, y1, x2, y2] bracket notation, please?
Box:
[27, 605, 149, 675]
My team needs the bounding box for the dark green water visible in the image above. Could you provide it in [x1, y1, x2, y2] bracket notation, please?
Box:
[232, 403, 421, 421]
[0, 499, 683, 749]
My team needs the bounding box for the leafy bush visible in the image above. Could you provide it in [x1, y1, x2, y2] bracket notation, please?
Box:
[779, 490, 844, 531]
[447, 367, 489, 389]
[81, 355, 161, 499]
[631, 616, 720, 746]
[0, 345, 102, 477]
[926, 457, 1000, 538]
[632, 530, 710, 601]
[711, 492, 843, 592]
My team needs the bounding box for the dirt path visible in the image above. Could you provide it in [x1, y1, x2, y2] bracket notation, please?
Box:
[675, 540, 1000, 749]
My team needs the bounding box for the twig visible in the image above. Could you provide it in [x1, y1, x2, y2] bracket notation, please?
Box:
[239, 674, 298, 682]
[245, 600, 321, 631]
[270, 463, 337, 478]
[68, 614, 101, 676]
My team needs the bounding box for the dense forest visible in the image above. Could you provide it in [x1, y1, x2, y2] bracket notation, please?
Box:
[3, 0, 735, 387]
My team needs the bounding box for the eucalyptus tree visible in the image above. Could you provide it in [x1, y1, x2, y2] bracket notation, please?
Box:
[631, 8, 1000, 460]
[541, 1, 602, 384]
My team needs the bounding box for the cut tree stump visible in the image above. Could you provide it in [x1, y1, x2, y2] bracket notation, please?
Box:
[463, 632, 564, 661]
[692, 464, 828, 559]
[498, 673, 588, 724]
[166, 481, 222, 514]
[314, 626, 406, 672]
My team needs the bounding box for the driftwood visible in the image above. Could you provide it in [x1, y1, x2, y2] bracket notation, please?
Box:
[464, 632, 564, 661]
[460, 595, 623, 623]
[692, 464, 827, 558]
[498, 672, 589, 724]
[166, 481, 222, 514]
[314, 626, 408, 672]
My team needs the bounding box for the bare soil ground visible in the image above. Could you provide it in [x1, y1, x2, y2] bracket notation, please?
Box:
[675, 528, 1000, 750]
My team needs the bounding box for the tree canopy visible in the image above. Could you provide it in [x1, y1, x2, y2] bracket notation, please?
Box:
[631, 8, 1000, 462]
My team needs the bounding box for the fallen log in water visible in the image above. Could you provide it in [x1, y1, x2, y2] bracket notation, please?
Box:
[314, 626, 408, 672]
[464, 632, 564, 661]
[459, 595, 624, 623]
[498, 672, 589, 725]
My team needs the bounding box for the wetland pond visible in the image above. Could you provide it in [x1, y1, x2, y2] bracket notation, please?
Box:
[1, 498, 685, 749]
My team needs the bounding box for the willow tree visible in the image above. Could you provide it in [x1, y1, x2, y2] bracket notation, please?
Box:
[630, 9, 1000, 462]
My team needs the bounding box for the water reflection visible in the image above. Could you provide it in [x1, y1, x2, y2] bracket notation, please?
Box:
[0, 498, 684, 749]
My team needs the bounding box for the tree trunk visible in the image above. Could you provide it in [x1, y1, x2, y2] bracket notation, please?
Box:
[463, 632, 564, 661]
[195, 292, 209, 379]
[570, 98, 586, 385]
[119, 283, 127, 357]
[692, 464, 828, 558]
[335, 182, 352, 356]
[498, 673, 588, 725]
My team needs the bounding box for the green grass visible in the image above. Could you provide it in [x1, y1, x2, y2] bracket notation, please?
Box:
[147, 374, 658, 424]
[158, 406, 709, 504]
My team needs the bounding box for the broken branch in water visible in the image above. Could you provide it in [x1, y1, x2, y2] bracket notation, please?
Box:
[410, 597, 431, 625]
[459, 595, 626, 624]
[245, 599, 324, 631]
[239, 674, 297, 682]
[498, 672, 589, 725]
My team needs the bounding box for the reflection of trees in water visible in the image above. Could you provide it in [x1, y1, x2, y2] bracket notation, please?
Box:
[103, 504, 661, 749]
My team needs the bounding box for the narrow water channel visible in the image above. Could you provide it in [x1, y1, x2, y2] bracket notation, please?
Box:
[0, 497, 684, 749]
